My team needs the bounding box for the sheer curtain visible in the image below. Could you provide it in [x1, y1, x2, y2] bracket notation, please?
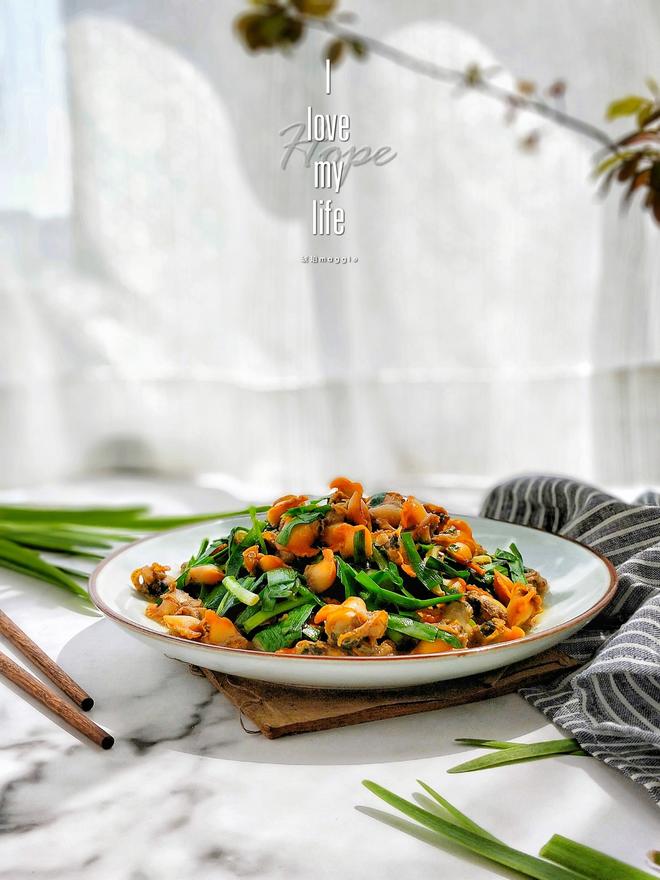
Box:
[0, 0, 658, 496]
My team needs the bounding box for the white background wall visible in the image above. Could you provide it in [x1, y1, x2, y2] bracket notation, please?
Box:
[0, 0, 658, 496]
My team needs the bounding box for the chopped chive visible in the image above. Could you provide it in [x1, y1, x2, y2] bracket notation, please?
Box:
[386, 614, 462, 648]
[252, 604, 315, 652]
[222, 576, 259, 606]
[242, 597, 310, 634]
[353, 528, 367, 565]
[400, 532, 444, 592]
[353, 567, 460, 610]
[336, 557, 356, 598]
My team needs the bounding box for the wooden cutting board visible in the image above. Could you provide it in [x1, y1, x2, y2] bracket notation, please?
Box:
[194, 648, 578, 738]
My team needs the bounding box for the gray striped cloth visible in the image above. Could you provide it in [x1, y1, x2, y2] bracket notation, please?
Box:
[481, 476, 660, 804]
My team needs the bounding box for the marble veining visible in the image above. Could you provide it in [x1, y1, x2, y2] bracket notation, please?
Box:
[0, 479, 658, 879]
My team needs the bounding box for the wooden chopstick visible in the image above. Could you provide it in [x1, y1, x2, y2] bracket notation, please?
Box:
[0, 608, 94, 711]
[0, 651, 114, 749]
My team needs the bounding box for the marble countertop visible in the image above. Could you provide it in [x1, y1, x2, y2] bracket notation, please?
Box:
[0, 477, 658, 880]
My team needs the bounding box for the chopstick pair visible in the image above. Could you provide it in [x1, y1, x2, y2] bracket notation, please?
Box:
[0, 608, 114, 750]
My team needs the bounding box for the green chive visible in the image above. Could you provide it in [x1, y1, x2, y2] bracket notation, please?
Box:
[448, 739, 587, 773]
[416, 781, 499, 842]
[222, 576, 259, 606]
[455, 737, 583, 752]
[249, 507, 267, 553]
[0, 538, 90, 601]
[242, 597, 310, 634]
[386, 614, 462, 648]
[454, 737, 522, 749]
[400, 531, 444, 592]
[354, 568, 460, 610]
[540, 834, 657, 880]
[362, 781, 584, 880]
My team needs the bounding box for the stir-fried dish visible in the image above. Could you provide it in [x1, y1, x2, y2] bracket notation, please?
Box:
[130, 478, 547, 657]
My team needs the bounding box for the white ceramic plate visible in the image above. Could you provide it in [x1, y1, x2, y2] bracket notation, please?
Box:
[90, 515, 616, 690]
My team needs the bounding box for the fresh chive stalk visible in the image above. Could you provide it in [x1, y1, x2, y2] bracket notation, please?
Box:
[416, 781, 499, 842]
[362, 781, 584, 880]
[448, 739, 586, 773]
[454, 737, 522, 749]
[540, 835, 657, 880]
[0, 538, 89, 601]
[454, 737, 583, 752]
[0, 505, 268, 528]
[0, 502, 271, 604]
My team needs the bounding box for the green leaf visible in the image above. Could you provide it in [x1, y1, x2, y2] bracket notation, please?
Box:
[353, 527, 367, 565]
[261, 568, 298, 610]
[606, 95, 650, 120]
[277, 506, 329, 546]
[336, 557, 356, 598]
[400, 532, 445, 592]
[362, 781, 584, 880]
[353, 567, 461, 610]
[249, 506, 267, 553]
[540, 834, 657, 880]
[202, 582, 228, 611]
[493, 543, 527, 584]
[251, 603, 315, 652]
[176, 536, 212, 589]
[594, 151, 631, 177]
[447, 739, 586, 773]
[241, 596, 310, 634]
[349, 38, 367, 58]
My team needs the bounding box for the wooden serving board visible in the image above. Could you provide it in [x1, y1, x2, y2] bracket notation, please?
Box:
[194, 648, 579, 738]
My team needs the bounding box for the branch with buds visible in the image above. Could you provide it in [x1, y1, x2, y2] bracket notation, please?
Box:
[235, 0, 660, 225]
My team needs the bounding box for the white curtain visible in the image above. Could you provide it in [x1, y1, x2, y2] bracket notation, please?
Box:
[0, 0, 658, 496]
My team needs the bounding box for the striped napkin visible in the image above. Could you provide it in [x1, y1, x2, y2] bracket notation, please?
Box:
[482, 476, 660, 804]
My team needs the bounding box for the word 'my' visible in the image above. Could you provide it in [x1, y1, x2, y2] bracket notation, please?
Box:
[307, 106, 348, 236]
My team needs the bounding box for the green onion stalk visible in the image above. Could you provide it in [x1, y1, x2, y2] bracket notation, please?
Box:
[0, 504, 269, 604]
